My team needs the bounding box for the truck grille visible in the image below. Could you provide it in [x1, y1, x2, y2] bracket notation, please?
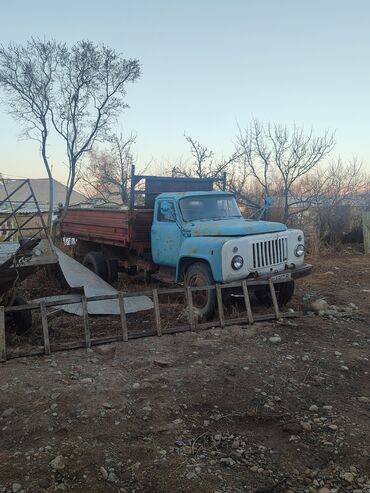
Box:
[252, 237, 288, 269]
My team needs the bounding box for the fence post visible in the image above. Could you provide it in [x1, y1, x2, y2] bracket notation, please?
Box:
[152, 289, 162, 336]
[40, 301, 50, 355]
[81, 296, 91, 348]
[0, 306, 6, 362]
[242, 281, 254, 324]
[118, 292, 128, 342]
[216, 284, 225, 328]
[186, 286, 196, 331]
[269, 280, 280, 319]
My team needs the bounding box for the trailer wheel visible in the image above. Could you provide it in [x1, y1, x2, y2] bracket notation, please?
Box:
[185, 263, 216, 320]
[255, 280, 295, 307]
[83, 252, 108, 282]
[12, 296, 32, 335]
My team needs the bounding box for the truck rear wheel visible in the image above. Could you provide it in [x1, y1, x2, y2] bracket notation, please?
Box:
[255, 280, 295, 307]
[106, 259, 119, 284]
[83, 252, 108, 282]
[185, 263, 216, 320]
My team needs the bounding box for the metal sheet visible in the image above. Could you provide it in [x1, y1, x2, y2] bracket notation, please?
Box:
[55, 247, 153, 315]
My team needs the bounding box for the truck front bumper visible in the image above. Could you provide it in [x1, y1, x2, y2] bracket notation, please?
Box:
[243, 263, 313, 286]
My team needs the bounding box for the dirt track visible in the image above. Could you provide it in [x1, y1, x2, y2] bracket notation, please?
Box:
[0, 252, 369, 493]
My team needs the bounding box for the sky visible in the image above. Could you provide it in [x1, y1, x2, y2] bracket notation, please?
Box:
[0, 0, 369, 184]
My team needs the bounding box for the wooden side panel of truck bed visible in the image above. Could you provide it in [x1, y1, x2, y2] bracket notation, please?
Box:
[60, 208, 153, 253]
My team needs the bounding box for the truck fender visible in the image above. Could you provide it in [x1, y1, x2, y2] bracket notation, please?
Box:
[176, 237, 226, 283]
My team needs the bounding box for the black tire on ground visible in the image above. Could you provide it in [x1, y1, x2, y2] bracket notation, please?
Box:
[255, 280, 295, 307]
[12, 296, 33, 335]
[106, 259, 119, 284]
[83, 252, 109, 282]
[185, 262, 216, 320]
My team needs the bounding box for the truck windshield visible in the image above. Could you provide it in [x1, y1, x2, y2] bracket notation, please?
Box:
[179, 195, 242, 221]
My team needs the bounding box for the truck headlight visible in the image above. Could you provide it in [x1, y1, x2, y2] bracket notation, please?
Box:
[294, 244, 305, 257]
[231, 255, 244, 270]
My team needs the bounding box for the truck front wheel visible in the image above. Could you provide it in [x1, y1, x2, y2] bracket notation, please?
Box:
[255, 280, 295, 307]
[185, 263, 216, 320]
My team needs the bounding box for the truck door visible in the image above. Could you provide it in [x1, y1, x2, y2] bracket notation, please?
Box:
[151, 200, 182, 267]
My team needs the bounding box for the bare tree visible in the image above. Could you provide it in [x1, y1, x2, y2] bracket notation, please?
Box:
[51, 41, 140, 209]
[315, 157, 369, 245]
[170, 133, 243, 185]
[236, 119, 335, 221]
[0, 38, 60, 228]
[79, 132, 136, 206]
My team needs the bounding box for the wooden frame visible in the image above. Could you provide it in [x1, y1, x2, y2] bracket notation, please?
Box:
[0, 280, 301, 361]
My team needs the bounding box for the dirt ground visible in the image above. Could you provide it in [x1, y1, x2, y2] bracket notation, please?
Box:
[0, 250, 369, 493]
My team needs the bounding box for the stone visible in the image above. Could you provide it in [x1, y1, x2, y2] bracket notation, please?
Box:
[95, 345, 116, 356]
[100, 466, 108, 480]
[301, 421, 312, 432]
[220, 457, 235, 466]
[269, 336, 281, 344]
[11, 484, 22, 493]
[49, 455, 65, 471]
[309, 405, 318, 412]
[186, 471, 197, 480]
[358, 396, 369, 403]
[318, 488, 330, 493]
[343, 472, 354, 483]
[2, 408, 15, 418]
[311, 299, 329, 312]
[328, 424, 338, 431]
[132, 383, 140, 390]
[80, 378, 92, 384]
[153, 359, 172, 368]
[108, 472, 118, 483]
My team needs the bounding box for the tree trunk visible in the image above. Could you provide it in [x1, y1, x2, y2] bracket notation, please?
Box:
[41, 138, 54, 232]
[283, 185, 289, 223]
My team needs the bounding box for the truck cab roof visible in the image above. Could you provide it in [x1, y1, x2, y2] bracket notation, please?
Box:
[156, 191, 234, 200]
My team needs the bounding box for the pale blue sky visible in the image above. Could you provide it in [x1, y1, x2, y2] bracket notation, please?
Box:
[0, 0, 369, 183]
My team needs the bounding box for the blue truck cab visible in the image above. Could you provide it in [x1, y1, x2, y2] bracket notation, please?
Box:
[151, 191, 312, 318]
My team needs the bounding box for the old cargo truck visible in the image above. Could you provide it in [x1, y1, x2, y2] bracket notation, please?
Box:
[59, 171, 312, 318]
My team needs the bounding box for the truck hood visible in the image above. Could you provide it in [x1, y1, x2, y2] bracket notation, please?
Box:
[187, 219, 287, 237]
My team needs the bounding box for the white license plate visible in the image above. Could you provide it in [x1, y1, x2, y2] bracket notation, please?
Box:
[271, 273, 291, 282]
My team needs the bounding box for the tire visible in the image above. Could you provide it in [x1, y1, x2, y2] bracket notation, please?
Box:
[185, 262, 216, 320]
[106, 259, 119, 284]
[255, 280, 295, 307]
[12, 296, 33, 335]
[83, 252, 109, 282]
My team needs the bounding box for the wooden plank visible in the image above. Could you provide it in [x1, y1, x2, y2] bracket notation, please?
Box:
[81, 296, 91, 348]
[269, 280, 280, 319]
[216, 284, 225, 328]
[118, 292, 128, 342]
[242, 281, 254, 324]
[152, 289, 162, 336]
[0, 306, 6, 362]
[39, 301, 50, 355]
[186, 286, 196, 331]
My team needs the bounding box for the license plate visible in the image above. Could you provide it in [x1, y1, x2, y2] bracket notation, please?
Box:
[270, 273, 291, 282]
